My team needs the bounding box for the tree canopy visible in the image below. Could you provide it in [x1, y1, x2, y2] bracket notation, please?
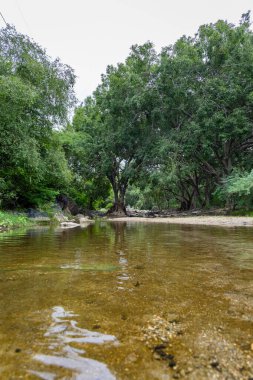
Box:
[1, 14, 253, 214]
[0, 25, 75, 207]
[68, 12, 253, 213]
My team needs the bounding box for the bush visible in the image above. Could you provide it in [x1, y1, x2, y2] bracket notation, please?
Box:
[215, 170, 253, 210]
[0, 211, 32, 228]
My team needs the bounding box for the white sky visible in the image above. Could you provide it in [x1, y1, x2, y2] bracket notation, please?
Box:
[1, 0, 252, 101]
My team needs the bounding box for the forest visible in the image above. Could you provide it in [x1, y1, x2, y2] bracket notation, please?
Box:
[1, 12, 253, 215]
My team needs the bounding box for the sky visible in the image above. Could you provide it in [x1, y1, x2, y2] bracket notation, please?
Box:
[0, 0, 253, 101]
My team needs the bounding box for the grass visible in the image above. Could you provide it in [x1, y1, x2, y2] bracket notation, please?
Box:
[0, 211, 33, 229]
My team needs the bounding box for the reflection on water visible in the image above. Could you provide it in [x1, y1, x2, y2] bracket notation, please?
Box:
[0, 222, 253, 379]
[32, 306, 117, 380]
[116, 251, 131, 291]
[113, 223, 131, 291]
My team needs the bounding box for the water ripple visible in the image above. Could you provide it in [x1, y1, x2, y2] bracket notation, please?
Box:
[31, 306, 117, 380]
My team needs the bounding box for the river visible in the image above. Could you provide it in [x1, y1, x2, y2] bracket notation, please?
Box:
[0, 222, 252, 379]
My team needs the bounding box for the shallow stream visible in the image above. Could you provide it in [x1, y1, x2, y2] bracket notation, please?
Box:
[0, 222, 253, 379]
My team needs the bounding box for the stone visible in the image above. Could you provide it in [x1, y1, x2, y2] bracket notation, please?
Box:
[56, 194, 83, 215]
[27, 208, 48, 218]
[168, 359, 177, 368]
[27, 208, 51, 222]
[74, 214, 90, 223]
[153, 352, 161, 360]
[54, 212, 68, 223]
[60, 222, 79, 228]
[125, 353, 138, 363]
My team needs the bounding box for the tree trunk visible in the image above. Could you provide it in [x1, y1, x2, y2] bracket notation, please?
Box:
[107, 183, 127, 216]
[179, 198, 192, 211]
[178, 179, 194, 210]
[109, 199, 127, 216]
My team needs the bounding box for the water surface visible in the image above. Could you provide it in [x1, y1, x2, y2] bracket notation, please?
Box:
[0, 222, 253, 379]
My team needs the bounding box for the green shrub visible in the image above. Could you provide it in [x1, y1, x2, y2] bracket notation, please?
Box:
[0, 211, 32, 228]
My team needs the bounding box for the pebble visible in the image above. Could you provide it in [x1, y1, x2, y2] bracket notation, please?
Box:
[211, 361, 219, 368]
[168, 360, 177, 368]
[153, 352, 161, 360]
[125, 353, 138, 363]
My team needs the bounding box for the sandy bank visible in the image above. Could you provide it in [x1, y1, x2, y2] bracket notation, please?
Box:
[106, 215, 253, 227]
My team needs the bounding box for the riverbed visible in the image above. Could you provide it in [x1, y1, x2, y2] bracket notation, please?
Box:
[0, 222, 252, 379]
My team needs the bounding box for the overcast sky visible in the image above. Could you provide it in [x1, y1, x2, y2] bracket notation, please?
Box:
[1, 0, 252, 101]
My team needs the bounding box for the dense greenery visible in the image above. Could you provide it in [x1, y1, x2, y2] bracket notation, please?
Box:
[1, 14, 253, 214]
[0, 211, 32, 228]
[67, 43, 159, 214]
[0, 25, 75, 208]
[67, 12, 253, 213]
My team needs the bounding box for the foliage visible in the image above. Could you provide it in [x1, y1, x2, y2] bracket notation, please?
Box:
[60, 124, 112, 209]
[226, 171, 253, 196]
[2, 14, 253, 213]
[69, 43, 160, 214]
[65, 13, 253, 213]
[151, 13, 253, 210]
[0, 211, 32, 228]
[216, 170, 253, 209]
[0, 25, 75, 208]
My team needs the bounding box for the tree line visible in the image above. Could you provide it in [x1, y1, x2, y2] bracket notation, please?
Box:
[1, 13, 253, 214]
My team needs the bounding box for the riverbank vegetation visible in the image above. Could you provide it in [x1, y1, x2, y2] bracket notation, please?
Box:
[0, 211, 32, 229]
[0, 25, 75, 210]
[1, 13, 253, 216]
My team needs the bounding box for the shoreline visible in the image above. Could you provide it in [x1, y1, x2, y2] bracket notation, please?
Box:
[106, 215, 253, 227]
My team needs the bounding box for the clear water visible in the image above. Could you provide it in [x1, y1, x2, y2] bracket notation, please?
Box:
[0, 222, 253, 379]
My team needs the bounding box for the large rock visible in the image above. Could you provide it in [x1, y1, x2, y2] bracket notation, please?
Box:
[27, 208, 50, 222]
[27, 208, 48, 218]
[56, 194, 83, 216]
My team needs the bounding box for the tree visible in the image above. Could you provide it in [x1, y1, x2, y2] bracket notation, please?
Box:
[193, 16, 253, 177]
[0, 25, 76, 207]
[68, 14, 253, 213]
[151, 13, 253, 210]
[71, 43, 159, 215]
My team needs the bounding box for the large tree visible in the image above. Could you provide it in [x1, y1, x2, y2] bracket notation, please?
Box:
[68, 13, 253, 213]
[0, 25, 76, 207]
[151, 12, 253, 210]
[71, 43, 159, 214]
